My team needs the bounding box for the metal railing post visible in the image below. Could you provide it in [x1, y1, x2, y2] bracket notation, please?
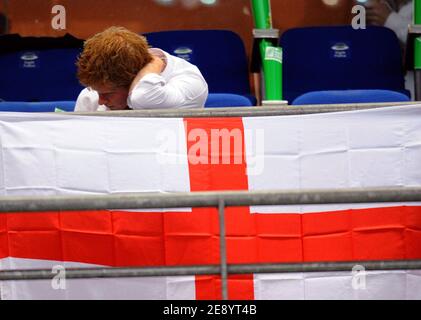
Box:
[218, 199, 228, 300]
[415, 0, 421, 100]
[251, 0, 284, 102]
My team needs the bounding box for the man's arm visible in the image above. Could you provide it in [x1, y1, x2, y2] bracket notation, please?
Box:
[384, 2, 413, 44]
[365, 0, 413, 45]
[74, 88, 108, 112]
[129, 56, 165, 94]
[366, 0, 393, 26]
[127, 57, 208, 110]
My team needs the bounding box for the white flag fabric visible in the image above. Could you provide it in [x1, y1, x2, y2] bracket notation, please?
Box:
[0, 105, 420, 300]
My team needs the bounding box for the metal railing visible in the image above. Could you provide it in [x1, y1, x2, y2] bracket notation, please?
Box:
[2, 260, 421, 280]
[1, 187, 421, 212]
[0, 187, 421, 300]
[69, 102, 420, 118]
[3, 101, 421, 299]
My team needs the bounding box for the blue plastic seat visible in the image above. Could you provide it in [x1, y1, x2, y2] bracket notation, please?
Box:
[280, 26, 410, 104]
[0, 101, 75, 112]
[205, 93, 253, 108]
[0, 34, 84, 102]
[143, 30, 256, 105]
[292, 89, 410, 105]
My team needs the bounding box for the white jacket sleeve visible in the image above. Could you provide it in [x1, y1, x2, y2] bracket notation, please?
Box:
[74, 88, 108, 112]
[127, 71, 208, 110]
[384, 3, 413, 45]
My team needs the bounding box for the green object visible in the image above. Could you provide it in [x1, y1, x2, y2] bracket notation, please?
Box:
[260, 40, 283, 100]
[251, 0, 271, 29]
[54, 107, 66, 112]
[251, 0, 283, 101]
[415, 0, 421, 70]
[415, 38, 421, 69]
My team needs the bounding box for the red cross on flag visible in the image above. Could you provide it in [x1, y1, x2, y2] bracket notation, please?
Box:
[0, 105, 421, 299]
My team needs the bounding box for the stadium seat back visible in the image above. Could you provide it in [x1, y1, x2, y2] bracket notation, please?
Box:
[205, 93, 253, 108]
[144, 30, 255, 104]
[292, 89, 410, 105]
[0, 48, 83, 101]
[0, 101, 76, 112]
[280, 25, 408, 103]
[0, 34, 84, 102]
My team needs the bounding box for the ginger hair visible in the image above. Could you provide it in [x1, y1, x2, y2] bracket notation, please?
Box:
[77, 26, 153, 88]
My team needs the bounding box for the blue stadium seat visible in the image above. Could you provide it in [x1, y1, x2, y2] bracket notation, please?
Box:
[0, 34, 84, 102]
[0, 101, 75, 112]
[292, 89, 410, 105]
[143, 30, 256, 105]
[205, 93, 253, 108]
[280, 26, 410, 104]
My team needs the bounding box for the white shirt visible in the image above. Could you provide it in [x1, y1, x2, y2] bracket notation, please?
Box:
[384, 1, 413, 45]
[384, 1, 414, 99]
[74, 48, 208, 111]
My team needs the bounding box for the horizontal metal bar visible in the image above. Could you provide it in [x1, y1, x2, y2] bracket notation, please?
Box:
[252, 28, 280, 39]
[409, 24, 421, 35]
[1, 260, 420, 281]
[232, 260, 421, 274]
[67, 102, 419, 118]
[0, 187, 420, 213]
[0, 265, 220, 281]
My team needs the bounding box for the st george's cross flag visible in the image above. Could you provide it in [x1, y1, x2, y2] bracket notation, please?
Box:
[0, 104, 421, 300]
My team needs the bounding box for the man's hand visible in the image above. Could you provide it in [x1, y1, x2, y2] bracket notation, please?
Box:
[365, 0, 393, 26]
[129, 56, 165, 94]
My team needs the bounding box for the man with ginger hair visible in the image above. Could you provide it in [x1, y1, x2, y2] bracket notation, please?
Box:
[75, 26, 208, 111]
